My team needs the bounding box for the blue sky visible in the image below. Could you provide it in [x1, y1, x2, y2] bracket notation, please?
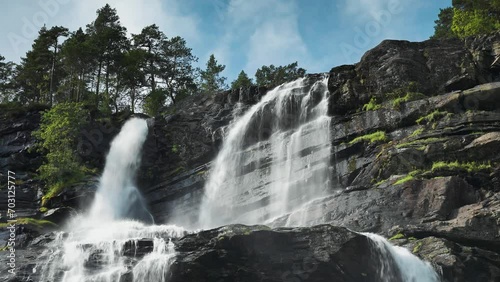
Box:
[1, 0, 451, 82]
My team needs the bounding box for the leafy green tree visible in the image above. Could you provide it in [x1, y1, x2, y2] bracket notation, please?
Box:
[143, 89, 166, 116]
[159, 36, 198, 104]
[432, 0, 500, 39]
[200, 54, 226, 94]
[33, 103, 94, 204]
[231, 70, 253, 90]
[451, 8, 500, 38]
[255, 62, 306, 88]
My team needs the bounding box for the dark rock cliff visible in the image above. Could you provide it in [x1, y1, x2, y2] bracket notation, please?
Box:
[1, 32, 500, 281]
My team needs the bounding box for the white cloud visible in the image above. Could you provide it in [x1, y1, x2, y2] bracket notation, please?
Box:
[212, 0, 311, 76]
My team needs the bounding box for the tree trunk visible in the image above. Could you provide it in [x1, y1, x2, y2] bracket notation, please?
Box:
[105, 61, 110, 96]
[96, 61, 102, 107]
[49, 40, 58, 106]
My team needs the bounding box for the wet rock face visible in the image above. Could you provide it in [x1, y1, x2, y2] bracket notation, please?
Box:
[169, 225, 401, 282]
[0, 106, 46, 220]
[327, 32, 500, 116]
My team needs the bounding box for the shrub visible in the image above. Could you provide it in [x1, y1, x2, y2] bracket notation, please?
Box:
[33, 103, 95, 205]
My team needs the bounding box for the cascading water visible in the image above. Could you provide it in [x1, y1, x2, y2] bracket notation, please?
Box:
[39, 118, 186, 282]
[197, 77, 332, 229]
[35, 79, 440, 282]
[194, 76, 440, 281]
[88, 118, 152, 223]
[364, 233, 440, 282]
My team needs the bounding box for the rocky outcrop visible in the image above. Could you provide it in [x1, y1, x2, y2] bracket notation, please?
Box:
[170, 225, 403, 282]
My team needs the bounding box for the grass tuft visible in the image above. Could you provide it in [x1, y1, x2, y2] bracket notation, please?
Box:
[416, 110, 451, 125]
[431, 161, 492, 173]
[362, 97, 382, 111]
[349, 131, 388, 145]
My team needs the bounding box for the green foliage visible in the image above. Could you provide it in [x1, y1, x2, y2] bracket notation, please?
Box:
[431, 161, 492, 173]
[0, 55, 15, 103]
[0, 218, 56, 229]
[160, 36, 198, 104]
[432, 0, 500, 39]
[394, 170, 422, 185]
[231, 70, 253, 90]
[33, 103, 94, 204]
[172, 144, 179, 153]
[452, 8, 500, 38]
[413, 241, 423, 253]
[391, 92, 426, 109]
[416, 110, 451, 125]
[143, 89, 166, 116]
[362, 97, 382, 111]
[432, 7, 457, 39]
[200, 54, 227, 94]
[409, 128, 424, 138]
[255, 62, 306, 88]
[389, 233, 405, 241]
[349, 131, 388, 145]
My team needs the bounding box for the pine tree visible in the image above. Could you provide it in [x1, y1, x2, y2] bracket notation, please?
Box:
[133, 24, 165, 93]
[200, 54, 226, 94]
[431, 8, 456, 39]
[159, 36, 198, 104]
[60, 28, 95, 103]
[0, 55, 15, 103]
[15, 26, 53, 104]
[231, 70, 253, 90]
[117, 48, 146, 112]
[255, 62, 305, 88]
[86, 4, 129, 110]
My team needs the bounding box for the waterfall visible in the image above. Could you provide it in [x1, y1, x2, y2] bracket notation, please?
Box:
[39, 118, 186, 282]
[363, 233, 440, 282]
[88, 118, 152, 223]
[197, 77, 332, 229]
[36, 83, 440, 281]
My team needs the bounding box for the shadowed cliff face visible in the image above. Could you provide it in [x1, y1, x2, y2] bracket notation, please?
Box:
[1, 33, 500, 282]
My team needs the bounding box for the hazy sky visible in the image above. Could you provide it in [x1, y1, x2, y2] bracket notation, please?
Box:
[0, 0, 451, 81]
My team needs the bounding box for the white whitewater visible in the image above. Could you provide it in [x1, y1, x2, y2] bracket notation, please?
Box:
[39, 118, 186, 282]
[364, 233, 440, 282]
[198, 77, 332, 229]
[88, 118, 152, 223]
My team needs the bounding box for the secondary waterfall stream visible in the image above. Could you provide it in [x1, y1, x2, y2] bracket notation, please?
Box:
[37, 79, 439, 282]
[39, 118, 186, 282]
